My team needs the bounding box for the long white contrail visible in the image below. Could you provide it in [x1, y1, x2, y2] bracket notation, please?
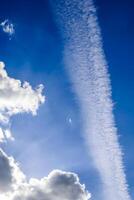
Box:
[51, 0, 131, 199]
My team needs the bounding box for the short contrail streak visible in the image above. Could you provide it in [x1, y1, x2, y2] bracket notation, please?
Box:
[51, 0, 131, 199]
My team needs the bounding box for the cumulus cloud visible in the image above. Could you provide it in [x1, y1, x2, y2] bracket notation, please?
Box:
[0, 149, 90, 200]
[0, 65, 89, 197]
[0, 19, 15, 36]
[0, 61, 44, 141]
[12, 170, 90, 200]
[0, 149, 25, 193]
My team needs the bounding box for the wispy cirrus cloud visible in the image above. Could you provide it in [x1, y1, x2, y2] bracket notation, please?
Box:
[51, 0, 131, 199]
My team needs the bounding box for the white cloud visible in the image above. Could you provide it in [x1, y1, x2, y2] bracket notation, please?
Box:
[0, 128, 14, 143]
[0, 19, 15, 36]
[0, 127, 5, 142]
[0, 149, 90, 200]
[4, 129, 14, 141]
[12, 170, 90, 200]
[52, 0, 131, 199]
[0, 61, 44, 141]
[0, 60, 90, 200]
[0, 149, 25, 193]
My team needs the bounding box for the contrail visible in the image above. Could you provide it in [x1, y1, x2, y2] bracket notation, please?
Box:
[51, 0, 131, 200]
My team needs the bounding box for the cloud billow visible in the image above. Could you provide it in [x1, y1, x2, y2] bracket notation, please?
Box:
[0, 61, 90, 200]
[12, 170, 90, 200]
[0, 149, 25, 193]
[0, 61, 45, 142]
[0, 149, 90, 200]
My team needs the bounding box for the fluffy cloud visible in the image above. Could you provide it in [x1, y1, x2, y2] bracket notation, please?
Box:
[0, 149, 90, 200]
[12, 170, 90, 200]
[0, 61, 44, 141]
[0, 61, 90, 200]
[0, 149, 25, 193]
[0, 19, 15, 36]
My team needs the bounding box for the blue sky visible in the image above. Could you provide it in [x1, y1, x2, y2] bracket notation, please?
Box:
[0, 0, 133, 199]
